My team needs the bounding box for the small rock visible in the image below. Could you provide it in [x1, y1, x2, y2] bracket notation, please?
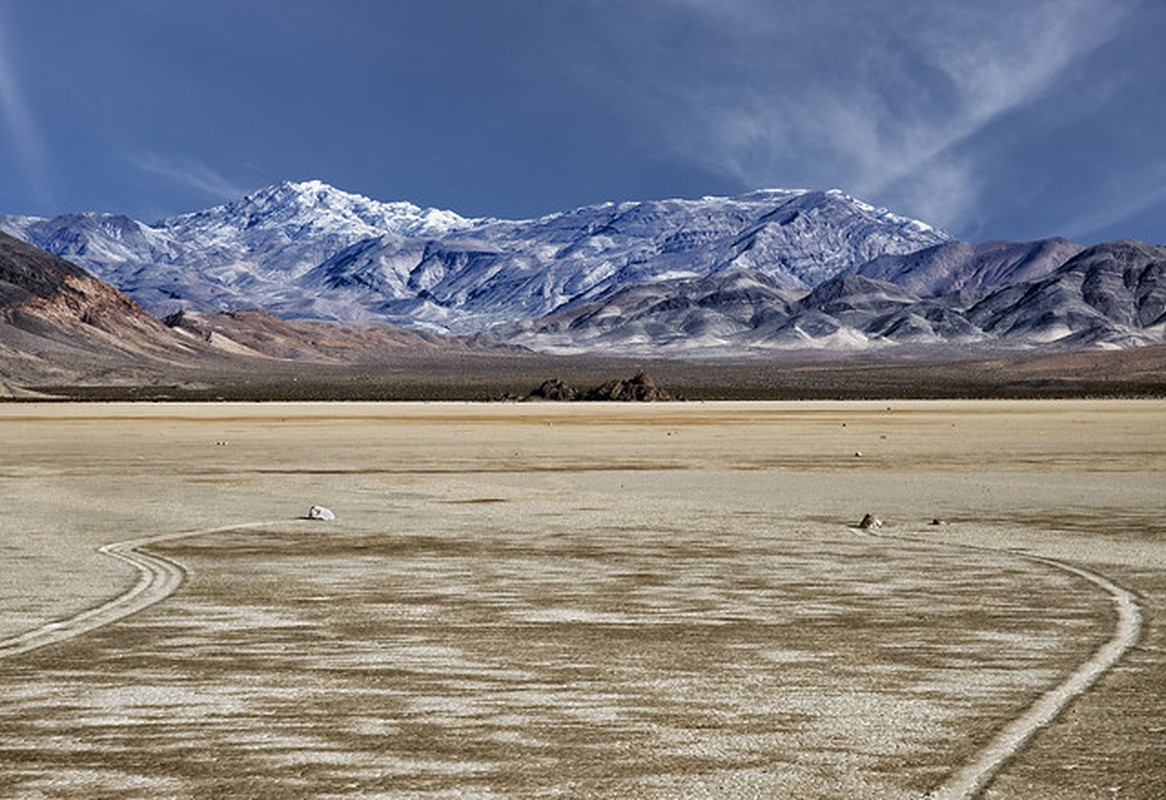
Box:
[858, 513, 882, 530]
[854, 451, 863, 458]
[308, 505, 336, 521]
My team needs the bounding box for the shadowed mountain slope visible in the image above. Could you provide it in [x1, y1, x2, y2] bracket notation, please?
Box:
[853, 238, 1084, 297]
[0, 232, 209, 392]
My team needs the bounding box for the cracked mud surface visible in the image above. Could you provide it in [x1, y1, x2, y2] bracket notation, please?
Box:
[1, 400, 1164, 798]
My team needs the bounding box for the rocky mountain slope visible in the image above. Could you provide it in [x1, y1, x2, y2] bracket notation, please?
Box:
[851, 238, 1085, 297]
[966, 240, 1166, 348]
[505, 241, 1166, 354]
[0, 231, 207, 391]
[162, 308, 509, 363]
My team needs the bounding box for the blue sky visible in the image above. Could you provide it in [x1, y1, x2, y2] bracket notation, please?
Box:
[1, 0, 1163, 243]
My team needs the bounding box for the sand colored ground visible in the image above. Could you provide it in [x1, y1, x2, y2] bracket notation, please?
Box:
[0, 400, 1163, 798]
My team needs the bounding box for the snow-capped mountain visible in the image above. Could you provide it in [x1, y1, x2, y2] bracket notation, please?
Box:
[0, 181, 949, 332]
[3, 180, 1163, 354]
[161, 179, 476, 262]
[298, 188, 949, 331]
[0, 181, 479, 317]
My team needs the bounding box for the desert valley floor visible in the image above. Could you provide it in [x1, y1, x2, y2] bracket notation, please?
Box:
[0, 400, 1163, 799]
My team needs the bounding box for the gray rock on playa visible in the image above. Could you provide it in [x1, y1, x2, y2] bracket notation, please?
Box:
[308, 505, 336, 521]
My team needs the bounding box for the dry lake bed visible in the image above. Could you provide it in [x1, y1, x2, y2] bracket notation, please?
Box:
[0, 400, 1163, 799]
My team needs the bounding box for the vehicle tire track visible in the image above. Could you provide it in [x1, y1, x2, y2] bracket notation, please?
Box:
[863, 529, 1144, 799]
[0, 521, 280, 661]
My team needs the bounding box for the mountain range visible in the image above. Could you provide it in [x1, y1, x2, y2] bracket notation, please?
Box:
[0, 229, 512, 396]
[2, 180, 1165, 358]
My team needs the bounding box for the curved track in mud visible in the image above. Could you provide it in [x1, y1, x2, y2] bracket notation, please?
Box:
[0, 517, 1145, 799]
[928, 553, 1143, 799]
[859, 528, 1146, 800]
[0, 522, 278, 661]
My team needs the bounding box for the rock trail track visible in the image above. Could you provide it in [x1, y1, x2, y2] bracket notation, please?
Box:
[0, 520, 1145, 799]
[0, 521, 279, 661]
[868, 531, 1145, 800]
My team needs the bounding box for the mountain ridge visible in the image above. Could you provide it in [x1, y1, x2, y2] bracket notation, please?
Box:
[3, 227, 1166, 400]
[1, 181, 950, 332]
[2, 181, 1163, 355]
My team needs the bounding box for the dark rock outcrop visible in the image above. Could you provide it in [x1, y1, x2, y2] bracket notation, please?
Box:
[581, 372, 674, 402]
[515, 372, 676, 402]
[526, 378, 579, 401]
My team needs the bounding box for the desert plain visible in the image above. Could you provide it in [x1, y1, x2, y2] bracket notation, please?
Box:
[0, 399, 1163, 799]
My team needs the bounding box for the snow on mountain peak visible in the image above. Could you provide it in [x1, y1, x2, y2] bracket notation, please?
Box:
[5, 182, 1162, 353]
[161, 179, 477, 241]
[821, 188, 948, 238]
[1, 181, 956, 335]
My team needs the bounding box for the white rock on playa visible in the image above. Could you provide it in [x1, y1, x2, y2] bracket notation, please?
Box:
[308, 505, 336, 521]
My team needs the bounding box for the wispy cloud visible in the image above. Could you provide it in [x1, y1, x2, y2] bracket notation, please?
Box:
[598, 0, 1135, 232]
[126, 151, 245, 202]
[854, 1, 1132, 221]
[1060, 159, 1166, 242]
[0, 6, 52, 207]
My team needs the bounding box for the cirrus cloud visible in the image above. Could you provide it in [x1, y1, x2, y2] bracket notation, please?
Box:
[587, 0, 1138, 235]
[0, 4, 51, 207]
[125, 151, 246, 202]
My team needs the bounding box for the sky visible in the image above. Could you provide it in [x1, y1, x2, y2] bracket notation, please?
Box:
[0, 0, 1163, 243]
